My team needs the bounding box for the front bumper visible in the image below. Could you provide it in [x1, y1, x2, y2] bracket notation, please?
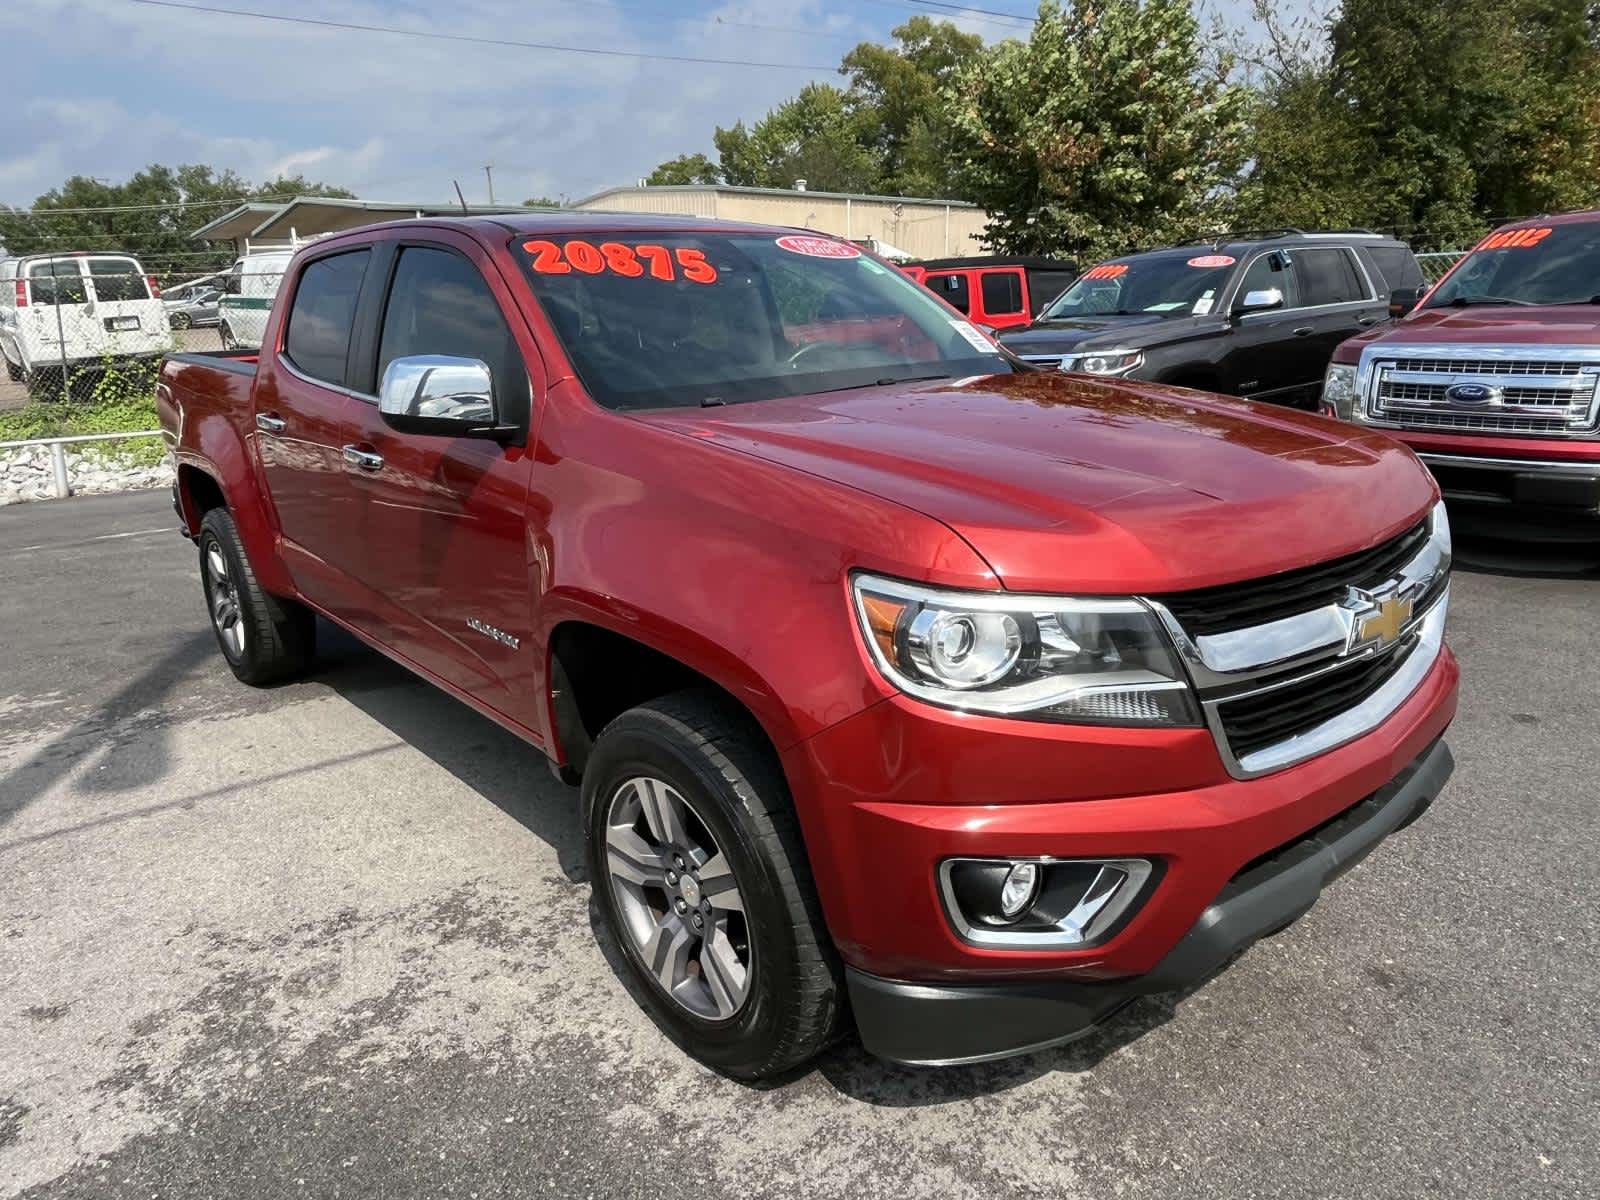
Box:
[848, 737, 1453, 1065]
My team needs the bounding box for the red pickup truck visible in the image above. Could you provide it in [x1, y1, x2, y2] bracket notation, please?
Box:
[159, 214, 1457, 1078]
[1323, 210, 1600, 538]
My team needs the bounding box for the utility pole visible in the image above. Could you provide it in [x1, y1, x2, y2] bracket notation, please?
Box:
[484, 162, 496, 206]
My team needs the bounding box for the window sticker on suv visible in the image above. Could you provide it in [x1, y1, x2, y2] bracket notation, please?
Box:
[1081, 264, 1128, 280]
[1186, 255, 1235, 268]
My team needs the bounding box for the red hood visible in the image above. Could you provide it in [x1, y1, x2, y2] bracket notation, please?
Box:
[639, 374, 1436, 594]
[1338, 303, 1600, 361]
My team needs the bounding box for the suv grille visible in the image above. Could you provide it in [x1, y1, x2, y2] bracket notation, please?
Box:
[1215, 639, 1417, 761]
[1365, 353, 1600, 438]
[1154, 519, 1429, 638]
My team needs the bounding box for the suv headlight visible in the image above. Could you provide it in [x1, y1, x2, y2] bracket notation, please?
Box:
[1076, 349, 1144, 376]
[851, 574, 1200, 725]
[1322, 363, 1359, 420]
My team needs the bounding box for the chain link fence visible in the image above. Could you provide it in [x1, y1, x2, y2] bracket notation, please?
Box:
[1, 257, 287, 409]
[1415, 251, 1467, 286]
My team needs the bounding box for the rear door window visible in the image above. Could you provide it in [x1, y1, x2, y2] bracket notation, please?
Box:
[1365, 245, 1425, 292]
[979, 270, 1024, 317]
[1292, 248, 1370, 306]
[26, 259, 88, 306]
[924, 271, 970, 314]
[86, 258, 150, 302]
[283, 249, 371, 386]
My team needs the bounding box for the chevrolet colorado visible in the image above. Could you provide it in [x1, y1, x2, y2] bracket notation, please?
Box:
[158, 215, 1458, 1078]
[1323, 210, 1600, 540]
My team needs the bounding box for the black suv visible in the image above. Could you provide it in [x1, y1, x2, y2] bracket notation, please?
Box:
[998, 230, 1425, 410]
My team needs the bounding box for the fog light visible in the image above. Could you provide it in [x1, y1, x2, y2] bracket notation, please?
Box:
[999, 862, 1040, 918]
[940, 857, 1155, 949]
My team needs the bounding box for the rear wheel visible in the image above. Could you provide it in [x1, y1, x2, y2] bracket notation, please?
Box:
[170, 312, 192, 331]
[3, 353, 20, 382]
[198, 508, 316, 684]
[219, 322, 238, 351]
[584, 691, 841, 1079]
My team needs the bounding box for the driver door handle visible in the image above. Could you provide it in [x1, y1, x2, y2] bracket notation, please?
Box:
[255, 413, 285, 433]
[1292, 326, 1314, 337]
[342, 445, 384, 472]
[1356, 315, 1380, 326]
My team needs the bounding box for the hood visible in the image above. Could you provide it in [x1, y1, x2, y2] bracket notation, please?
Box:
[1343, 304, 1600, 359]
[999, 313, 1212, 355]
[638, 373, 1436, 595]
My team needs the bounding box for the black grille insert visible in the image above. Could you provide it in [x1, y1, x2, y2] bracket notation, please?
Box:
[1217, 639, 1415, 762]
[1156, 519, 1430, 637]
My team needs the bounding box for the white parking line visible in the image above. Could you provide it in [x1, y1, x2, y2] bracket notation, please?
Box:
[4, 526, 174, 555]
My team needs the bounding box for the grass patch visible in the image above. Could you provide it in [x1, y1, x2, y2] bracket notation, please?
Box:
[0, 365, 165, 468]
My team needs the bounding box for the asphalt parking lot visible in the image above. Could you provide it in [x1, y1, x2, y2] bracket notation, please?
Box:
[1, 490, 1596, 1199]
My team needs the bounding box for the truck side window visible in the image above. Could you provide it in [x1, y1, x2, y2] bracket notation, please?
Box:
[924, 272, 970, 314]
[1366, 246, 1425, 294]
[979, 270, 1024, 316]
[377, 247, 529, 428]
[1234, 254, 1299, 310]
[283, 250, 371, 387]
[1294, 248, 1369, 306]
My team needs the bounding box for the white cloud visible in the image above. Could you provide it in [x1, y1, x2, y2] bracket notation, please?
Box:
[2, 0, 887, 206]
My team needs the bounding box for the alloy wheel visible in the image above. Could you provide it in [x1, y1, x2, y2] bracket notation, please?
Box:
[203, 540, 247, 659]
[604, 776, 753, 1021]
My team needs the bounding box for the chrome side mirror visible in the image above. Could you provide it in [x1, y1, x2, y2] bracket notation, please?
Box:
[378, 354, 511, 440]
[1235, 287, 1285, 316]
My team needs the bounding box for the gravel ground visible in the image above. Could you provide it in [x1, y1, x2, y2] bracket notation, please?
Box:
[0, 491, 1595, 1199]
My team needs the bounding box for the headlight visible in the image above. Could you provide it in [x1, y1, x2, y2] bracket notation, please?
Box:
[851, 574, 1200, 725]
[1321, 363, 1359, 420]
[1076, 349, 1144, 376]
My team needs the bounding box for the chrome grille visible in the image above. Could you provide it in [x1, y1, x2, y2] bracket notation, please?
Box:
[1020, 354, 1067, 370]
[1363, 348, 1600, 439]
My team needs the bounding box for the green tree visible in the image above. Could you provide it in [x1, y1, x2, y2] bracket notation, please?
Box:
[1238, 0, 1600, 246]
[840, 16, 984, 196]
[946, 0, 1250, 258]
[0, 164, 352, 275]
[645, 153, 722, 186]
[714, 83, 880, 193]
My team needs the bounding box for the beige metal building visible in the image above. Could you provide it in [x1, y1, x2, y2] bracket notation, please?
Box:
[572, 184, 988, 259]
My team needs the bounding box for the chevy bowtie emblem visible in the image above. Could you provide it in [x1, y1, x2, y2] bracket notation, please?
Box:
[1345, 586, 1413, 653]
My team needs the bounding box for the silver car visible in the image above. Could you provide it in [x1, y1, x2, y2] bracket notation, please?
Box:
[164, 286, 221, 330]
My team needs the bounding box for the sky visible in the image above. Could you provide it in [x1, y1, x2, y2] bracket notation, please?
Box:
[4, 0, 1285, 210]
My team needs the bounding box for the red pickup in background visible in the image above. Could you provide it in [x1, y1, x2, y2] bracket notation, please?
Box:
[1323, 209, 1600, 541]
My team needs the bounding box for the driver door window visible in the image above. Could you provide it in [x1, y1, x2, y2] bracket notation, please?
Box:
[1234, 255, 1299, 311]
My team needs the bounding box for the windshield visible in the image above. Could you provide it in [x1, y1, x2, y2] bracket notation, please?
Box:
[1036, 251, 1236, 321]
[1425, 222, 1600, 308]
[515, 232, 1013, 410]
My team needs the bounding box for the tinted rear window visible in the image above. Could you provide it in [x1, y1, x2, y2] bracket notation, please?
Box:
[980, 270, 1024, 315]
[284, 250, 371, 386]
[925, 272, 970, 313]
[87, 258, 150, 302]
[25, 259, 87, 305]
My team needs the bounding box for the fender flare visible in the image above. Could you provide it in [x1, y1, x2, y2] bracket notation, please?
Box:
[174, 415, 294, 596]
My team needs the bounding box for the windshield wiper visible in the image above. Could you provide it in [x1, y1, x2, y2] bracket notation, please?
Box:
[1443, 296, 1534, 307]
[810, 373, 953, 396]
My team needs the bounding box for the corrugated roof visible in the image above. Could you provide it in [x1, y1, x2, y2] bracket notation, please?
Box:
[574, 184, 978, 209]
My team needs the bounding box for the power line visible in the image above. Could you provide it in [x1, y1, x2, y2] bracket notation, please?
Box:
[856, 0, 1035, 30]
[0, 193, 300, 215]
[123, 0, 840, 71]
[901, 0, 1037, 24]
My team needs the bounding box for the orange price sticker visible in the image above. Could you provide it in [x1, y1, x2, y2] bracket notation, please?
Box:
[1082, 263, 1129, 280]
[1476, 227, 1553, 251]
[523, 240, 719, 284]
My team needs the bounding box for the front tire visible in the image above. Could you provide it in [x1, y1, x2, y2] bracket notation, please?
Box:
[584, 691, 842, 1079]
[3, 353, 20, 382]
[219, 322, 238, 351]
[198, 508, 316, 684]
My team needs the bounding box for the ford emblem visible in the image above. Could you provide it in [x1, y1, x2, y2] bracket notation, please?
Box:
[1444, 382, 1500, 407]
